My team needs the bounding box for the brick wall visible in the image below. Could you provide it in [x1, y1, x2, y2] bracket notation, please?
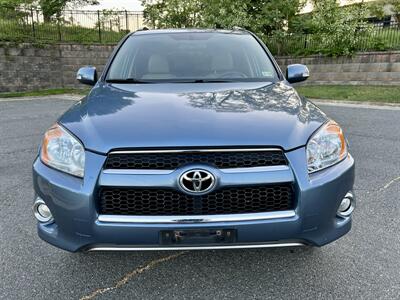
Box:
[0, 43, 399, 92]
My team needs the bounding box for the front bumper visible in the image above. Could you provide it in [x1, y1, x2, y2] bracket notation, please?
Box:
[32, 148, 355, 252]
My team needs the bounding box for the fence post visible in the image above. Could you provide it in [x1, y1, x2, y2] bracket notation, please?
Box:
[30, 7, 35, 38]
[97, 10, 102, 42]
[57, 18, 62, 41]
[125, 10, 129, 32]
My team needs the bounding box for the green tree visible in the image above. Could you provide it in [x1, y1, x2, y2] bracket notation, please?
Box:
[0, 0, 99, 21]
[368, 0, 400, 23]
[387, 0, 400, 23]
[246, 0, 305, 37]
[199, 0, 250, 29]
[0, 0, 34, 21]
[307, 0, 370, 55]
[141, 0, 306, 38]
[38, 0, 98, 21]
[142, 0, 203, 28]
[0, 0, 34, 9]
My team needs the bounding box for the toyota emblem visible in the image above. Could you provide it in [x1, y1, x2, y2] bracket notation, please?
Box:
[179, 169, 216, 194]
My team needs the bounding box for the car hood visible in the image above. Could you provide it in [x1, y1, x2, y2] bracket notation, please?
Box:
[59, 81, 327, 154]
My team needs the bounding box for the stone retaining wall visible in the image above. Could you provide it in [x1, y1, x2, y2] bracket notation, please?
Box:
[0, 43, 114, 92]
[275, 51, 400, 86]
[0, 42, 399, 92]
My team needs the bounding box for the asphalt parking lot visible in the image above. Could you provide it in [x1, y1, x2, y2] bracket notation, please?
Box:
[0, 97, 399, 299]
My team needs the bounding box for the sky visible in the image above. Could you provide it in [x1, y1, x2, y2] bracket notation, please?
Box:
[79, 0, 144, 11]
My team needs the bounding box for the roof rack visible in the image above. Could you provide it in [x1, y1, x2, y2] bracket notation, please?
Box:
[232, 26, 245, 31]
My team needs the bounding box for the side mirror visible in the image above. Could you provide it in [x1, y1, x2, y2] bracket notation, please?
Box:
[76, 66, 97, 86]
[286, 64, 309, 84]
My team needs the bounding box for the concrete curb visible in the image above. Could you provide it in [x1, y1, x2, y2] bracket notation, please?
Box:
[0, 94, 83, 102]
[312, 99, 400, 110]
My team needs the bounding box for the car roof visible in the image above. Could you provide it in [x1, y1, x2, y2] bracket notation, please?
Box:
[131, 28, 250, 36]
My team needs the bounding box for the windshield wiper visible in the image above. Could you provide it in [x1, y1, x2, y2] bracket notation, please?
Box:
[106, 78, 152, 84]
[192, 79, 234, 83]
[106, 78, 235, 84]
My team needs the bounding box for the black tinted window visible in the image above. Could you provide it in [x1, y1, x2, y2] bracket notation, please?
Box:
[107, 32, 278, 82]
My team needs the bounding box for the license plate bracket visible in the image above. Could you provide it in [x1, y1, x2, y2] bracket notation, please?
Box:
[160, 229, 236, 245]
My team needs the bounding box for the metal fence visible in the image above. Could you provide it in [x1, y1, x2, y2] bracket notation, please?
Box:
[265, 22, 400, 56]
[0, 5, 399, 54]
[0, 6, 144, 43]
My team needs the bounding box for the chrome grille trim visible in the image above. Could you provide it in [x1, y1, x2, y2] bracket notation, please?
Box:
[108, 148, 283, 154]
[102, 165, 290, 175]
[97, 210, 296, 224]
[87, 242, 306, 251]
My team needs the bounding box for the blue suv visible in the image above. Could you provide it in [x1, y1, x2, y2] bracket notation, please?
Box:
[32, 29, 355, 252]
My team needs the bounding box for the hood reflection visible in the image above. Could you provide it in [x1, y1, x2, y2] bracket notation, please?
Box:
[181, 82, 323, 123]
[59, 81, 328, 153]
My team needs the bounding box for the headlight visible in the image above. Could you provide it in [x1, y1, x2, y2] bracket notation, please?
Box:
[307, 120, 347, 173]
[40, 124, 85, 178]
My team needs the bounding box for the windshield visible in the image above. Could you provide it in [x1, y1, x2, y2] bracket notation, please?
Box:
[106, 32, 279, 83]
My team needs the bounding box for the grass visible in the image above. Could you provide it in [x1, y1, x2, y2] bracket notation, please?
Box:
[266, 26, 400, 56]
[1, 86, 399, 104]
[296, 85, 400, 103]
[0, 88, 88, 98]
[0, 19, 126, 44]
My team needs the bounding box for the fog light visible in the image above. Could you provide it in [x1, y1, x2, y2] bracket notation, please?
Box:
[339, 197, 351, 212]
[33, 198, 53, 223]
[337, 192, 355, 218]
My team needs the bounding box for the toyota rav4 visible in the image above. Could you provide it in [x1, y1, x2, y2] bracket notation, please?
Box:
[32, 29, 355, 252]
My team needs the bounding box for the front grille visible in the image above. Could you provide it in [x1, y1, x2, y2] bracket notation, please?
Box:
[99, 184, 294, 216]
[104, 150, 287, 170]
